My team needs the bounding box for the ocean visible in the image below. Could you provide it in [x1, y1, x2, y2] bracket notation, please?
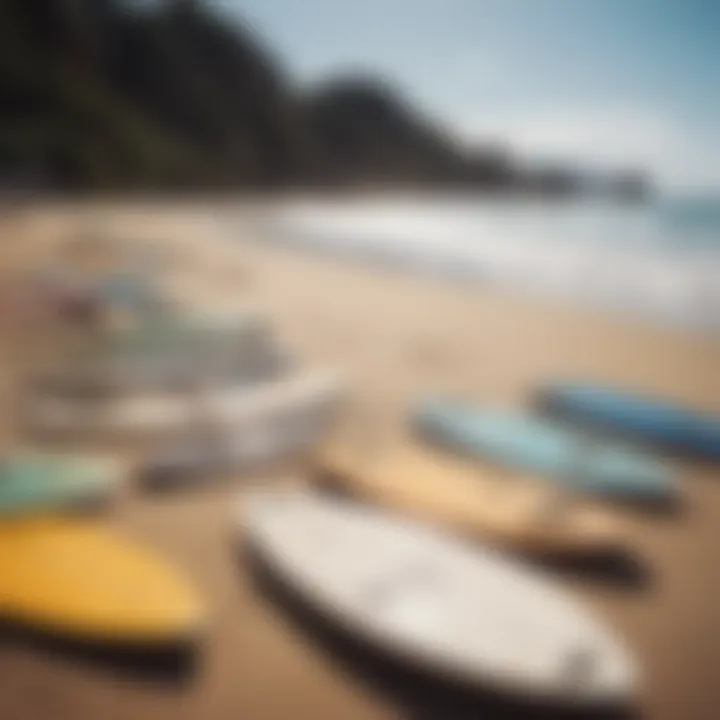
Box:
[261, 195, 720, 337]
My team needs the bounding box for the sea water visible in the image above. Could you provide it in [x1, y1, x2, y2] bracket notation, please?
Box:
[265, 194, 720, 337]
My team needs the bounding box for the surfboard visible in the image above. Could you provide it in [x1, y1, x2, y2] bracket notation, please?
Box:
[315, 443, 625, 558]
[0, 517, 204, 644]
[140, 371, 346, 486]
[413, 399, 677, 503]
[0, 452, 120, 516]
[240, 489, 636, 706]
[536, 382, 720, 460]
[25, 368, 344, 441]
[34, 309, 286, 392]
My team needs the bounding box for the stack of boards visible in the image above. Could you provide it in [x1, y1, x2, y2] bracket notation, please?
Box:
[54, 309, 286, 391]
[3, 295, 343, 648]
[24, 306, 345, 464]
[26, 367, 344, 444]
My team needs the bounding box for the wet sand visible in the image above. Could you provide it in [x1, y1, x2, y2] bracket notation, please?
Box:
[0, 201, 718, 720]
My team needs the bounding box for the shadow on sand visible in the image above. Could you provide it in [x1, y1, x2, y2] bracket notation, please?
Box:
[241, 541, 640, 720]
[536, 550, 653, 591]
[0, 620, 200, 685]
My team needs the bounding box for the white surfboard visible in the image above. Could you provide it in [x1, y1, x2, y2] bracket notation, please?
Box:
[141, 373, 346, 483]
[24, 369, 344, 441]
[240, 489, 636, 707]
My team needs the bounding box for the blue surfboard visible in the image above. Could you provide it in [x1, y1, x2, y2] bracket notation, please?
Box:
[536, 383, 720, 461]
[413, 399, 678, 503]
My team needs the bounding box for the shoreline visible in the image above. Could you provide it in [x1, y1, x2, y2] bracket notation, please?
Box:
[261, 196, 720, 338]
[248, 221, 720, 346]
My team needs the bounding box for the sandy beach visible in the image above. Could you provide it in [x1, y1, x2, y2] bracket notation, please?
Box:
[0, 201, 718, 720]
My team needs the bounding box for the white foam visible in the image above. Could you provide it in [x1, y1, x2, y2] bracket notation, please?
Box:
[266, 197, 720, 335]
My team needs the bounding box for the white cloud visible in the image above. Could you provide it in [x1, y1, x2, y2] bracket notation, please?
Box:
[456, 106, 720, 190]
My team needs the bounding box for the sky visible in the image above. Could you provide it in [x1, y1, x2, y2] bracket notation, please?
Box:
[213, 0, 720, 190]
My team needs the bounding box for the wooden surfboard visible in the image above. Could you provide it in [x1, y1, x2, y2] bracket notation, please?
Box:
[314, 442, 625, 558]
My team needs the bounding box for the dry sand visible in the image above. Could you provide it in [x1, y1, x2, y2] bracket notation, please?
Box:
[0, 201, 718, 720]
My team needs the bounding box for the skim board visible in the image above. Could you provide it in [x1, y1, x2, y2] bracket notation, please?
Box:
[240, 489, 637, 706]
[315, 443, 625, 558]
[0, 518, 204, 644]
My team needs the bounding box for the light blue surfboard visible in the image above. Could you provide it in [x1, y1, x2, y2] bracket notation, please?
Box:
[413, 399, 678, 503]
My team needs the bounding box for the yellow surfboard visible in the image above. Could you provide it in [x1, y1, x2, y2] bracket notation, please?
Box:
[0, 518, 204, 644]
[315, 442, 625, 559]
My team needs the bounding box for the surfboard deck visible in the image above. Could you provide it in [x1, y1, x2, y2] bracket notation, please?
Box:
[314, 442, 625, 558]
[240, 489, 636, 706]
[0, 518, 204, 644]
[413, 399, 677, 503]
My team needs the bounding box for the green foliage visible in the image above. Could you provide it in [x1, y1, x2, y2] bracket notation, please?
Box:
[0, 0, 646, 195]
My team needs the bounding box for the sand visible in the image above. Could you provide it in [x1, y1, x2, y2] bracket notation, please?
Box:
[0, 200, 718, 720]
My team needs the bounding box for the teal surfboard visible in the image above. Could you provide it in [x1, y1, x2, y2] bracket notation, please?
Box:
[0, 453, 119, 516]
[413, 399, 678, 503]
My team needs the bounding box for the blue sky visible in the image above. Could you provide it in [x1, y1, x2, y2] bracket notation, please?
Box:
[213, 0, 719, 189]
